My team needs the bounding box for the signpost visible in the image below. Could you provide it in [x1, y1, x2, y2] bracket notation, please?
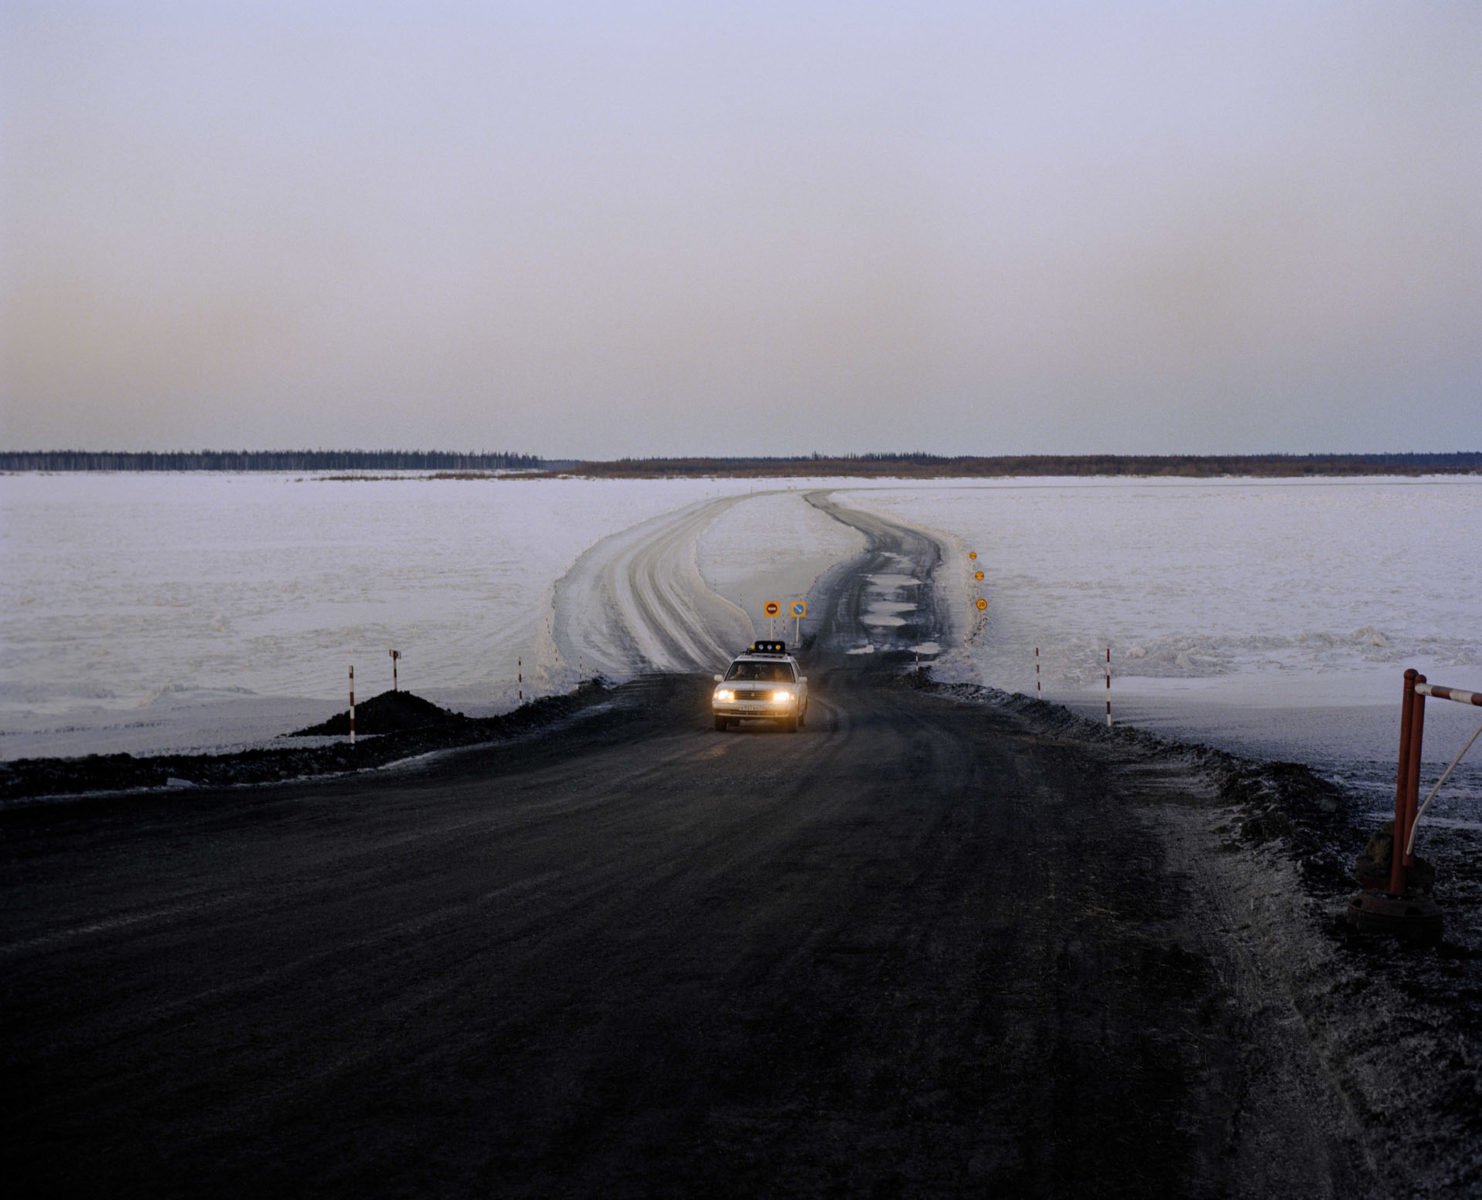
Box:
[389, 648, 401, 692]
[790, 599, 807, 642]
[764, 600, 781, 636]
[971, 551, 987, 639]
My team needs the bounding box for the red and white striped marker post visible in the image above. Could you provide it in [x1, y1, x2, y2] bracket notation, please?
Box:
[349, 665, 356, 746]
[1035, 646, 1041, 698]
[518, 658, 523, 704]
[1102, 648, 1114, 725]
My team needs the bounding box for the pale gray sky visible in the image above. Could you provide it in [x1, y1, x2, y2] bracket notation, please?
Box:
[3, 1, 1479, 457]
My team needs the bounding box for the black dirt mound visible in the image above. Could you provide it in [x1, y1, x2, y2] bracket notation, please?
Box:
[0, 678, 619, 804]
[292, 690, 469, 737]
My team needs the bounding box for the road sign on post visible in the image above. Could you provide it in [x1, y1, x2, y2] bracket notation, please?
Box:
[763, 599, 781, 636]
[790, 599, 806, 641]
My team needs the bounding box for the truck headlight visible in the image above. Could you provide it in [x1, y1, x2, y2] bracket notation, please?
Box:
[715, 689, 735, 702]
[770, 690, 794, 705]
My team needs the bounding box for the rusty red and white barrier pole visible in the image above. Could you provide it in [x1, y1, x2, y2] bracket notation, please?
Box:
[1348, 667, 1446, 942]
[1406, 680, 1482, 857]
[1386, 669, 1420, 895]
[1416, 682, 1482, 707]
[349, 664, 356, 747]
[1104, 647, 1113, 727]
[1402, 674, 1428, 874]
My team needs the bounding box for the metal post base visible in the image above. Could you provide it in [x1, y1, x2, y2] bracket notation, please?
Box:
[1344, 890, 1443, 946]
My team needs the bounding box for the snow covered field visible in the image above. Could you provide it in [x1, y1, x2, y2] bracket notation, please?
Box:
[0, 473, 857, 758]
[1, 472, 1478, 815]
[840, 477, 1482, 811]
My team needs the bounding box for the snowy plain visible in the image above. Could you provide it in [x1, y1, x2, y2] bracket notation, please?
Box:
[1, 472, 1478, 817]
[0, 473, 858, 758]
[840, 477, 1482, 812]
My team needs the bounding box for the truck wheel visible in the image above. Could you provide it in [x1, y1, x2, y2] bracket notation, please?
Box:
[714, 716, 728, 731]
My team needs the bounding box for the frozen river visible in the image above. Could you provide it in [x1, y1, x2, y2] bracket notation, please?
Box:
[842, 477, 1482, 811]
[2, 472, 1478, 813]
[0, 473, 860, 758]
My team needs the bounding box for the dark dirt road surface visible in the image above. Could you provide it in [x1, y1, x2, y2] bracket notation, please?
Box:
[5, 503, 1480, 1198]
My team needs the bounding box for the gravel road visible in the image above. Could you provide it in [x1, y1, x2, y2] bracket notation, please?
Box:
[4, 501, 1475, 1198]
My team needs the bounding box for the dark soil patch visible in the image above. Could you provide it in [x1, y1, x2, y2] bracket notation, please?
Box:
[291, 689, 470, 736]
[0, 681, 616, 805]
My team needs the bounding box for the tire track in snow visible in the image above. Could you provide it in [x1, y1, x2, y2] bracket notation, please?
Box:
[550, 495, 758, 679]
[549, 489, 961, 681]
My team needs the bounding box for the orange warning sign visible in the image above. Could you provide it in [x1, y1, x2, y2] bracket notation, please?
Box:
[763, 600, 781, 618]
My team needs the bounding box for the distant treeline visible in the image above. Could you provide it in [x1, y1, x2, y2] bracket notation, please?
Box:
[5, 449, 1479, 477]
[552, 452, 1482, 479]
[0, 450, 542, 472]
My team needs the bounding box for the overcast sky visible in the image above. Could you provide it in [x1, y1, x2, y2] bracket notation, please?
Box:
[2, 1, 1479, 458]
